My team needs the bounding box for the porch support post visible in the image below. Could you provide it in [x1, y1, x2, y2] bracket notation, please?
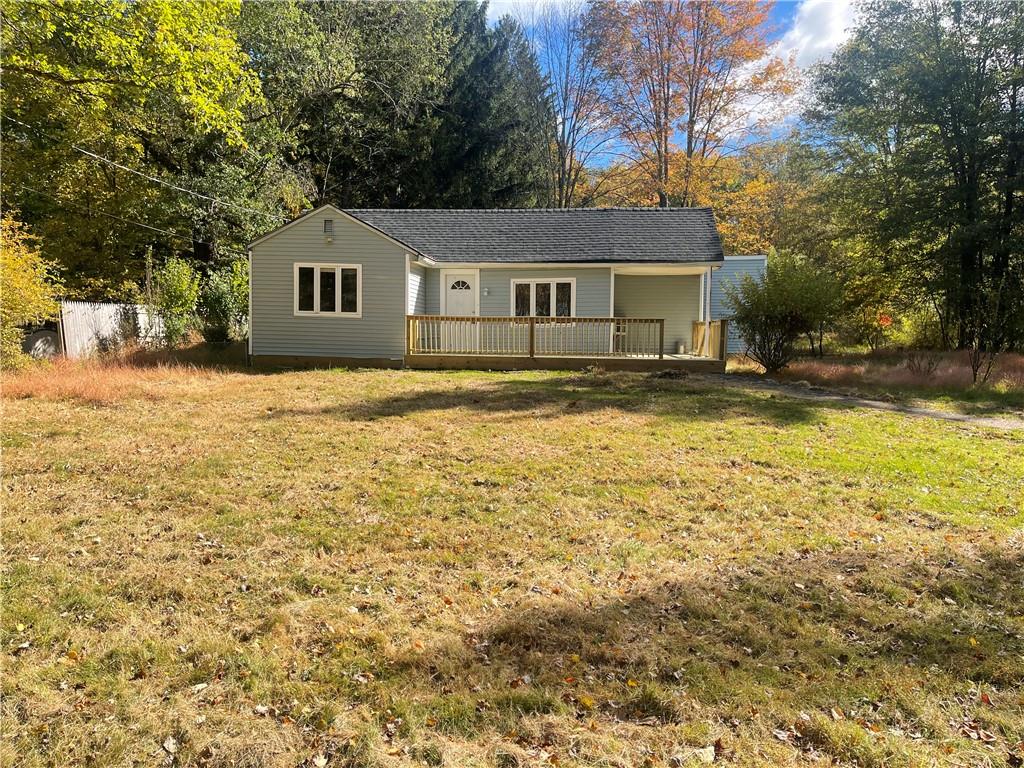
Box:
[608, 268, 616, 354]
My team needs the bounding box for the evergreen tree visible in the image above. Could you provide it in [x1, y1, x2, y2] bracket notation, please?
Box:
[412, 3, 554, 208]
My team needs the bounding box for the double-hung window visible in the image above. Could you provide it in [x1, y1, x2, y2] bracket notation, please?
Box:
[294, 263, 361, 317]
[512, 279, 575, 317]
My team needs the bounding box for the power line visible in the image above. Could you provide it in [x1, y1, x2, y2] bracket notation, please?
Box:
[3, 114, 286, 222]
[16, 183, 248, 257]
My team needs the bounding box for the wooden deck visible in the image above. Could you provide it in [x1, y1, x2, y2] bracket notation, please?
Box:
[404, 315, 728, 372]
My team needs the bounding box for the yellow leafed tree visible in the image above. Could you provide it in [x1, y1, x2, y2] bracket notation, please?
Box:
[1, 214, 61, 367]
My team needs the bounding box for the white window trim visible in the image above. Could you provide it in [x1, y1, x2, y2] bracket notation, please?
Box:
[293, 262, 362, 318]
[510, 277, 577, 317]
[439, 268, 480, 316]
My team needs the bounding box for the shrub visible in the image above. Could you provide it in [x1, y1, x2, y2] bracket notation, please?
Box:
[198, 271, 233, 343]
[153, 257, 200, 347]
[725, 251, 837, 373]
[0, 214, 61, 369]
[198, 260, 248, 343]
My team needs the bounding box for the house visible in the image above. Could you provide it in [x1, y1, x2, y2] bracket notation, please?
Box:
[247, 204, 739, 372]
[710, 254, 767, 355]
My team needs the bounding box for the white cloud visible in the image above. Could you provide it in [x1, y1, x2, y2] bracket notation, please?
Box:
[775, 0, 857, 69]
[731, 0, 856, 131]
[486, 0, 518, 23]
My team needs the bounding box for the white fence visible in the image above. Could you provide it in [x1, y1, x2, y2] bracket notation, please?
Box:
[58, 301, 163, 358]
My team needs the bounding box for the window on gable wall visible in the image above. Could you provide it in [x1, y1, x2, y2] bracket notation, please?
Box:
[295, 263, 360, 316]
[511, 280, 574, 317]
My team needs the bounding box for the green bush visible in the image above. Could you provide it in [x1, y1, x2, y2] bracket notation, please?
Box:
[153, 257, 200, 347]
[198, 260, 248, 343]
[726, 250, 839, 373]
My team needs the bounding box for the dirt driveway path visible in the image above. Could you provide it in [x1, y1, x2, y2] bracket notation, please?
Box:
[706, 374, 1024, 432]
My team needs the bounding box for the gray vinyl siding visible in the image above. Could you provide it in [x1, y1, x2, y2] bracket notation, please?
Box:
[422, 268, 440, 315]
[408, 263, 426, 314]
[614, 274, 702, 355]
[250, 210, 409, 358]
[478, 267, 611, 317]
[711, 256, 766, 354]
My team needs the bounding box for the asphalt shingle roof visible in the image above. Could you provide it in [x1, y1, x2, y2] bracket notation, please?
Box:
[345, 208, 724, 264]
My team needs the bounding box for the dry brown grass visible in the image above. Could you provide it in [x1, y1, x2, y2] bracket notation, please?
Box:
[729, 352, 1024, 414]
[782, 351, 1024, 390]
[2, 363, 1022, 767]
[1, 357, 230, 405]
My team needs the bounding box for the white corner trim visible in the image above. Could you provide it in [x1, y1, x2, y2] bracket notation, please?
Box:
[247, 249, 253, 356]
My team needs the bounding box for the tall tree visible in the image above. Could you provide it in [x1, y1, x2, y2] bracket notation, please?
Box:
[590, 0, 793, 207]
[525, 0, 616, 207]
[243, 0, 451, 208]
[1, 0, 278, 296]
[414, 3, 553, 208]
[812, 0, 1024, 352]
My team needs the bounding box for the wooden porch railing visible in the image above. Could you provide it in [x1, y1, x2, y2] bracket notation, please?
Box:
[406, 315, 667, 359]
[691, 319, 729, 360]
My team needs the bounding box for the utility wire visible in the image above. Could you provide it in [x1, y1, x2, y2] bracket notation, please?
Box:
[16, 183, 248, 257]
[3, 114, 286, 221]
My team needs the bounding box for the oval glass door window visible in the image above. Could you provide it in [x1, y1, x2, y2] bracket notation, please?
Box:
[451, 280, 471, 290]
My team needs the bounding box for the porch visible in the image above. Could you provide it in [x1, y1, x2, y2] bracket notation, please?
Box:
[404, 315, 728, 372]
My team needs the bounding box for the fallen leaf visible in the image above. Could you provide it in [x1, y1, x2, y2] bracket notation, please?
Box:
[163, 736, 178, 754]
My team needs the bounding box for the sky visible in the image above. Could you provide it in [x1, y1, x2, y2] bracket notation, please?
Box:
[486, 0, 856, 134]
[487, 0, 857, 72]
[769, 0, 856, 70]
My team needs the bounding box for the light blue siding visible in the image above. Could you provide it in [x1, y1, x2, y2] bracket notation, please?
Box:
[250, 209, 410, 359]
[710, 256, 766, 354]
[613, 274, 702, 355]
[422, 268, 440, 315]
[408, 263, 426, 314]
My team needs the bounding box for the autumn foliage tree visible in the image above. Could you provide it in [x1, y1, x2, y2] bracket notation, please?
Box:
[590, 0, 794, 208]
[0, 214, 61, 368]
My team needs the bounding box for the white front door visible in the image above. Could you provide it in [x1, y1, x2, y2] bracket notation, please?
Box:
[444, 271, 478, 316]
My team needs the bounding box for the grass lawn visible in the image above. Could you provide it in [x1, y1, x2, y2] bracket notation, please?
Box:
[2, 364, 1023, 767]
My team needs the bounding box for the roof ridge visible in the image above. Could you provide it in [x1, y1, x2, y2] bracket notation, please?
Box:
[346, 207, 714, 213]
